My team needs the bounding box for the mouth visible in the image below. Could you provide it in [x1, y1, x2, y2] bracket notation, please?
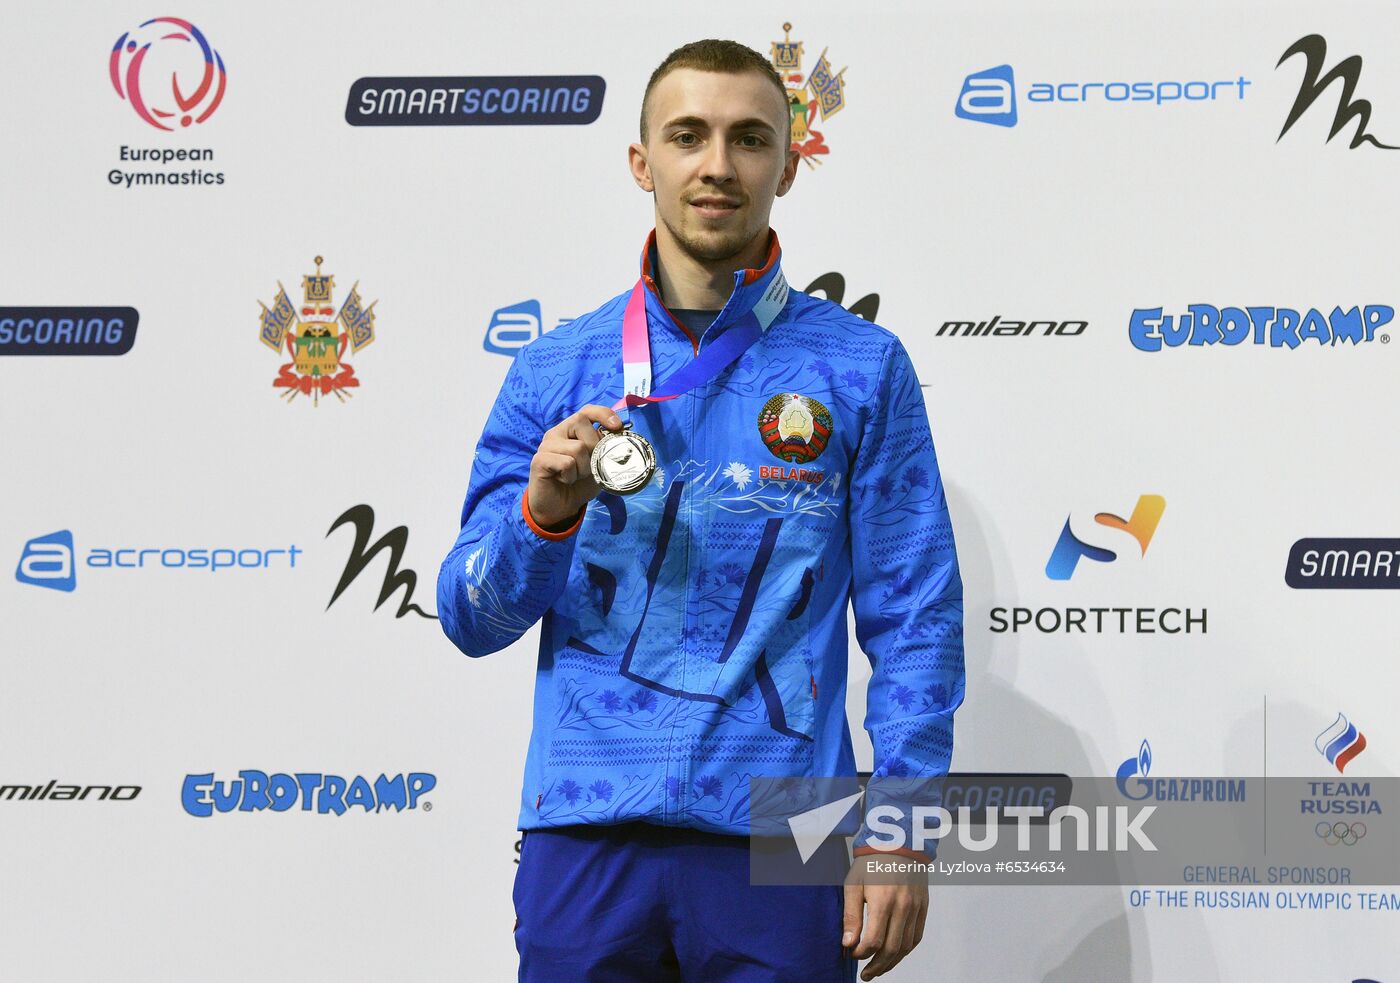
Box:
[689, 198, 741, 219]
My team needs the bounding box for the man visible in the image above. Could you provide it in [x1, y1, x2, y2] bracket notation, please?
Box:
[438, 38, 963, 983]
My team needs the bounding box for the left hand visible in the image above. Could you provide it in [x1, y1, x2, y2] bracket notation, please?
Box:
[842, 855, 929, 980]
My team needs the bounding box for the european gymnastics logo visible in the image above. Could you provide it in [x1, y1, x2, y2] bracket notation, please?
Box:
[110, 18, 226, 131]
[1046, 495, 1165, 581]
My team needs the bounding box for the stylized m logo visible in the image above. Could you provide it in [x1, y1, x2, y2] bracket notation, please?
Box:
[1277, 34, 1399, 149]
[327, 504, 437, 618]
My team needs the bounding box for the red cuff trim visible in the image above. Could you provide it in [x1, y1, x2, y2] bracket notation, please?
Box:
[521, 488, 584, 541]
[852, 845, 932, 864]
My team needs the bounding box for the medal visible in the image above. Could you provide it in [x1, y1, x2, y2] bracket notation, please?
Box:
[591, 421, 656, 495]
[597, 232, 791, 496]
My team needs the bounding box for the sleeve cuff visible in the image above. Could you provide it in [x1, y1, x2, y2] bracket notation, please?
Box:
[521, 487, 585, 541]
[852, 844, 932, 864]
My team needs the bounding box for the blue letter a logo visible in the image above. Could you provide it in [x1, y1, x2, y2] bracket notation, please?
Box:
[16, 530, 76, 591]
[956, 65, 1017, 127]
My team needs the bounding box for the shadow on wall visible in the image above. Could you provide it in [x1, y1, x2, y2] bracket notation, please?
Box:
[872, 478, 1220, 982]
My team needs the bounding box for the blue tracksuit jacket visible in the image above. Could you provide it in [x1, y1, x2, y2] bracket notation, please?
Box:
[438, 228, 964, 858]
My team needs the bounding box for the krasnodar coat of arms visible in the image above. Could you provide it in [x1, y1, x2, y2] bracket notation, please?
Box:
[769, 21, 849, 169]
[257, 256, 377, 406]
[758, 393, 833, 463]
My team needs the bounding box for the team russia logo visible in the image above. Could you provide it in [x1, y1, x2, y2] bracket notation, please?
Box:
[758, 393, 832, 463]
[110, 17, 226, 130]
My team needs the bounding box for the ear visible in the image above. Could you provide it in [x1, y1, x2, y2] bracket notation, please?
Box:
[775, 147, 800, 198]
[628, 142, 654, 192]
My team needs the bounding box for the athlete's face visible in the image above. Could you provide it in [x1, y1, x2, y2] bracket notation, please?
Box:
[630, 68, 798, 263]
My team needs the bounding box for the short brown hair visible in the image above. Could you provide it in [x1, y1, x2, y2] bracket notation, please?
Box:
[640, 39, 789, 146]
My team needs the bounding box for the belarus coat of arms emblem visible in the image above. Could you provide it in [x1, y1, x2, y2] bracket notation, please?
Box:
[758, 392, 834, 464]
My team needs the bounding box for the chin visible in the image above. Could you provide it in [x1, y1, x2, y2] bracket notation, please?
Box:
[677, 225, 754, 262]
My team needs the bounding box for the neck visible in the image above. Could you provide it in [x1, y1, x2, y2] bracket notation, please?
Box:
[652, 222, 770, 310]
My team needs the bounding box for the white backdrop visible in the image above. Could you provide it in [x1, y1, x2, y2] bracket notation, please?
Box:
[2, 1, 1396, 979]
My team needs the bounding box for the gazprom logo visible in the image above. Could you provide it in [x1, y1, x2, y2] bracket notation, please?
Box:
[956, 65, 1017, 127]
[15, 530, 75, 592]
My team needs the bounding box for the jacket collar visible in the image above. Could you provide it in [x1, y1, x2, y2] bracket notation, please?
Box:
[637, 227, 788, 351]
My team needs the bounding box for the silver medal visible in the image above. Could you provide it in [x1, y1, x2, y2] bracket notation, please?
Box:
[591, 422, 656, 495]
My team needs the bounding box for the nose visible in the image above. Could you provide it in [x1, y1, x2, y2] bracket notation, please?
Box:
[697, 136, 737, 185]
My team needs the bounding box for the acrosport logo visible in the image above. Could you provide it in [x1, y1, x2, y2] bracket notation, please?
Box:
[956, 64, 1249, 128]
[15, 530, 301, 592]
[484, 300, 574, 357]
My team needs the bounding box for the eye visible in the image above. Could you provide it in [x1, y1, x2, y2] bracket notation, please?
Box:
[673, 131, 699, 147]
[739, 134, 765, 147]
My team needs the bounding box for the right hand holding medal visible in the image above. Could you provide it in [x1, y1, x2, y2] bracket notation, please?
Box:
[526, 405, 624, 531]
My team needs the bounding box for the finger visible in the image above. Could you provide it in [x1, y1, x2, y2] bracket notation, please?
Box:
[563, 421, 604, 453]
[535, 451, 578, 484]
[564, 439, 597, 486]
[862, 904, 903, 977]
[910, 897, 927, 950]
[545, 405, 619, 441]
[851, 898, 888, 960]
[572, 405, 624, 433]
[863, 901, 909, 979]
[842, 883, 864, 950]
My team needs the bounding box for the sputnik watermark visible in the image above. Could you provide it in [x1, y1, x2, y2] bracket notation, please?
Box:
[859, 804, 1158, 854]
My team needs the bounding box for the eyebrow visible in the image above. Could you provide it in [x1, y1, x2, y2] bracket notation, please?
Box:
[661, 115, 780, 137]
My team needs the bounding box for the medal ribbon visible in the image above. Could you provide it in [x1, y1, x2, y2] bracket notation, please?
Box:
[613, 267, 790, 412]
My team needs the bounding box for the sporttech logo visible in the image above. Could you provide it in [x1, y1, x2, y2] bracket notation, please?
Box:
[1045, 495, 1165, 581]
[955, 64, 1249, 128]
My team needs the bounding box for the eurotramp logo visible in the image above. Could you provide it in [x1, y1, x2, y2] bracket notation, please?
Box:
[1130, 305, 1391, 351]
[182, 771, 436, 816]
[956, 63, 1249, 128]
